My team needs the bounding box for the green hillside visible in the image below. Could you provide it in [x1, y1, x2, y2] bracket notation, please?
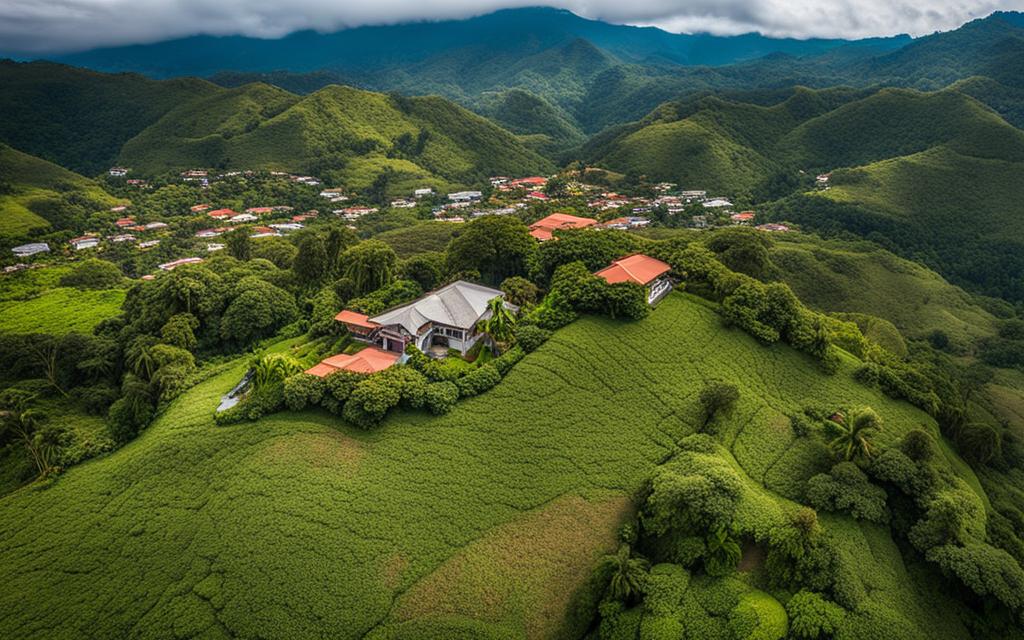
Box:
[119, 84, 553, 190]
[474, 88, 586, 155]
[0, 143, 120, 237]
[0, 287, 126, 335]
[0, 293, 993, 638]
[0, 60, 218, 175]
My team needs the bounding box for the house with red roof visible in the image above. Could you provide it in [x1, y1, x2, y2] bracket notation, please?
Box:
[305, 346, 400, 377]
[528, 213, 597, 241]
[595, 254, 673, 305]
[207, 208, 236, 220]
[114, 217, 136, 228]
[730, 212, 756, 225]
[510, 176, 549, 189]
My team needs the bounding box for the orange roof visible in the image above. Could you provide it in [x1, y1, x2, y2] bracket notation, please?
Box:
[335, 309, 380, 329]
[528, 213, 597, 241]
[305, 347, 400, 377]
[595, 254, 671, 286]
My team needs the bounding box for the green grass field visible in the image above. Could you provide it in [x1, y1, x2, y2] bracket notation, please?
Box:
[0, 293, 983, 638]
[0, 287, 125, 335]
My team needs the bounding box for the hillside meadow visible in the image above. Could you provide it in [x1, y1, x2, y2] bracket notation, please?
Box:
[0, 293, 983, 639]
[0, 287, 126, 335]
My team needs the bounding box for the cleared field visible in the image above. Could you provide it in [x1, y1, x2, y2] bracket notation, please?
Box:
[0, 287, 125, 334]
[0, 293, 980, 638]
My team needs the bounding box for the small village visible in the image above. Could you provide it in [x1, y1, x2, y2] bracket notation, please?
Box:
[4, 166, 794, 275]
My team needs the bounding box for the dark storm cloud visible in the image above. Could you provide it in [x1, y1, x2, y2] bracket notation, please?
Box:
[1, 0, 1022, 54]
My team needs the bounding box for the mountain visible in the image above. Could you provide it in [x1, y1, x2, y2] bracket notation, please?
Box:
[0, 60, 217, 175]
[0, 62, 552, 191]
[0, 143, 120, 238]
[49, 8, 910, 78]
[117, 83, 553, 190]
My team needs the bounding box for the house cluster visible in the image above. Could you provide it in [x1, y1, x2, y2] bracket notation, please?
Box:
[304, 252, 674, 377]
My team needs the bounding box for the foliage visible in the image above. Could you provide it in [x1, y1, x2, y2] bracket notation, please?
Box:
[58, 259, 125, 290]
[602, 544, 650, 603]
[785, 591, 845, 640]
[513, 324, 550, 353]
[346, 280, 422, 315]
[806, 462, 889, 523]
[446, 216, 535, 285]
[826, 407, 882, 462]
[698, 381, 740, 430]
[340, 240, 398, 296]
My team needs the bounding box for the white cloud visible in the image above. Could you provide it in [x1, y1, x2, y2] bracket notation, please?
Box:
[1, 0, 1022, 54]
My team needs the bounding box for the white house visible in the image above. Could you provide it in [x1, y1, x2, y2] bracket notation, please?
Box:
[702, 198, 733, 209]
[336, 281, 515, 356]
[448, 190, 482, 203]
[11, 243, 49, 257]
[108, 167, 129, 177]
[158, 257, 204, 271]
[414, 188, 434, 198]
[69, 236, 100, 251]
[230, 213, 258, 223]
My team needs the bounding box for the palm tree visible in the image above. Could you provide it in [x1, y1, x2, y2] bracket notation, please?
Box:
[603, 544, 649, 603]
[828, 406, 882, 463]
[478, 297, 516, 348]
[0, 397, 53, 477]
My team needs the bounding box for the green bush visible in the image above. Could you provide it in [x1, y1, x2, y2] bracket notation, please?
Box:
[514, 324, 550, 353]
[492, 346, 524, 376]
[283, 373, 324, 411]
[455, 364, 501, 398]
[786, 590, 844, 640]
[58, 259, 124, 290]
[424, 382, 458, 415]
[806, 463, 889, 523]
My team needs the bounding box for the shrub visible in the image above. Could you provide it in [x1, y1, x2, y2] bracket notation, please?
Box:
[514, 324, 550, 353]
[786, 591, 844, 640]
[283, 373, 323, 411]
[455, 364, 501, 398]
[59, 259, 124, 290]
[342, 367, 428, 428]
[492, 346, 524, 376]
[320, 370, 363, 414]
[424, 382, 458, 415]
[806, 463, 889, 523]
[698, 381, 740, 429]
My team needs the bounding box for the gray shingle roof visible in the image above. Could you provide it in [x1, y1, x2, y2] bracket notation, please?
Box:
[369, 280, 507, 335]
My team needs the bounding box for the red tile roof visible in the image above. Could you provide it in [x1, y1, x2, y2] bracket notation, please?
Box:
[208, 208, 236, 218]
[335, 310, 380, 330]
[528, 213, 597, 241]
[595, 254, 671, 286]
[305, 347, 399, 377]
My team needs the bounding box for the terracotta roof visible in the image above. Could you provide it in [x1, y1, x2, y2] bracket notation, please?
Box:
[528, 213, 597, 241]
[305, 347, 400, 377]
[595, 254, 671, 286]
[335, 309, 380, 330]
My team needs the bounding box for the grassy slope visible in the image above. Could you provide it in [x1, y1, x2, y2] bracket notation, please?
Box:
[0, 287, 126, 335]
[0, 294, 983, 639]
[0, 144, 120, 237]
[118, 84, 553, 191]
[768, 235, 998, 343]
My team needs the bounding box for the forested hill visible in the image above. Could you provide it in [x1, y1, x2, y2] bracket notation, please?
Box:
[0, 61, 552, 188]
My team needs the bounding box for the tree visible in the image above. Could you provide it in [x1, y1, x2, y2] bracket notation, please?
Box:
[226, 228, 252, 261]
[28, 336, 69, 397]
[955, 423, 1002, 465]
[58, 258, 124, 289]
[477, 297, 516, 347]
[500, 276, 540, 307]
[705, 227, 774, 278]
[221, 279, 299, 346]
[602, 544, 649, 603]
[252, 354, 304, 390]
[828, 407, 882, 462]
[0, 392, 63, 477]
[340, 240, 398, 296]
[293, 233, 329, 288]
[252, 237, 298, 269]
[446, 216, 535, 285]
[400, 252, 445, 291]
[786, 591, 845, 640]
[698, 381, 740, 429]
[161, 313, 199, 351]
[324, 225, 359, 276]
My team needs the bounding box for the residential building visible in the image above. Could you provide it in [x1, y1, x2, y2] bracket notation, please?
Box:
[108, 167, 129, 177]
[414, 188, 434, 198]
[158, 257, 204, 271]
[731, 212, 756, 224]
[305, 346, 401, 377]
[230, 213, 258, 223]
[335, 280, 513, 356]
[595, 254, 673, 305]
[528, 213, 597, 241]
[11, 242, 49, 257]
[208, 208, 236, 220]
[447, 190, 483, 203]
[702, 198, 733, 209]
[69, 236, 100, 251]
[756, 223, 791, 232]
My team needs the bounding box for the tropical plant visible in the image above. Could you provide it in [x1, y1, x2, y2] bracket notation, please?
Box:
[704, 525, 742, 576]
[0, 393, 60, 477]
[603, 544, 650, 603]
[477, 297, 517, 347]
[252, 354, 304, 391]
[828, 407, 882, 462]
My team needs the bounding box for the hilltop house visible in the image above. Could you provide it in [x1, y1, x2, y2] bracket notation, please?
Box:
[529, 213, 597, 241]
[335, 280, 514, 356]
[595, 254, 673, 305]
[69, 236, 100, 251]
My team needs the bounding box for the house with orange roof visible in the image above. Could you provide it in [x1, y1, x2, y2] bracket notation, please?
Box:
[595, 254, 673, 305]
[528, 213, 597, 241]
[305, 346, 400, 377]
[730, 212, 756, 225]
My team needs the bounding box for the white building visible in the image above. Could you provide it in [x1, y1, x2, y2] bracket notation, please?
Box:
[11, 243, 49, 257]
[69, 236, 100, 251]
[448, 190, 482, 203]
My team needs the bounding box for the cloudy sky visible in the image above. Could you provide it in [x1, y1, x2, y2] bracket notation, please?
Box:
[2, 0, 1023, 54]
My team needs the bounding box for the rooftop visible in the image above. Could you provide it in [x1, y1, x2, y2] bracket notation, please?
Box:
[370, 280, 508, 334]
[305, 347, 400, 377]
[595, 254, 671, 286]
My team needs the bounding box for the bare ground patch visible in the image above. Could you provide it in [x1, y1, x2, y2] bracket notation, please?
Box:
[391, 493, 632, 639]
